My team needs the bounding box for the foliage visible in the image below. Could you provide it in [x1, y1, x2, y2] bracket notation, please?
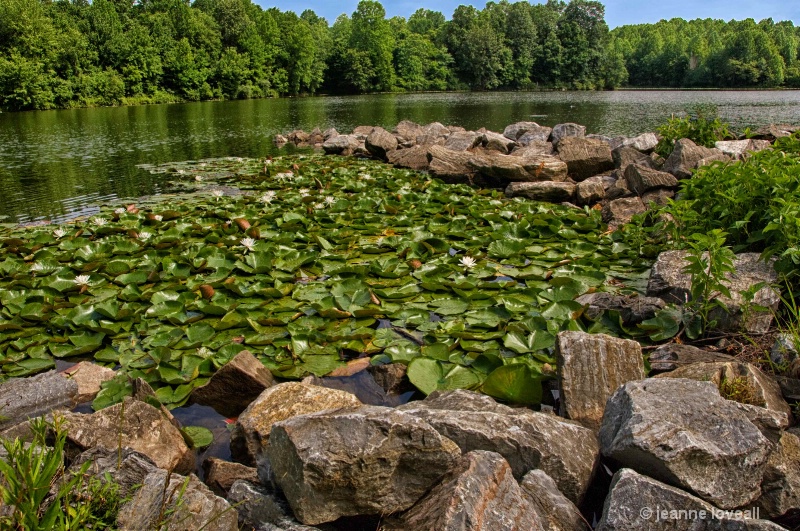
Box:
[0, 155, 654, 406]
[0, 416, 122, 530]
[718, 376, 763, 406]
[654, 105, 732, 157]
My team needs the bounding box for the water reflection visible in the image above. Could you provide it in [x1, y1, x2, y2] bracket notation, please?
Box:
[1, 90, 799, 223]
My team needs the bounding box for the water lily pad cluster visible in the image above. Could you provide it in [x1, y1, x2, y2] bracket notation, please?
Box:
[0, 155, 653, 408]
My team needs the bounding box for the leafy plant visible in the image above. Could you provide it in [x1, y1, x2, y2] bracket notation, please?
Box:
[655, 105, 732, 157]
[0, 415, 122, 530]
[719, 376, 764, 407]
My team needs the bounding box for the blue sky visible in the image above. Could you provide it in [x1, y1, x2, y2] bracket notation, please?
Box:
[255, 0, 799, 29]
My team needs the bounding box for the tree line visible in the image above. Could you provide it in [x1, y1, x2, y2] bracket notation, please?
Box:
[0, 0, 798, 112]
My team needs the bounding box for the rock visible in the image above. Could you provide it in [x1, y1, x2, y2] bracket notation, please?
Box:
[365, 127, 398, 160]
[641, 187, 675, 206]
[587, 133, 613, 145]
[753, 430, 800, 518]
[351, 125, 374, 139]
[646, 251, 779, 334]
[613, 132, 659, 153]
[715, 139, 773, 160]
[427, 146, 478, 181]
[63, 397, 194, 474]
[752, 124, 799, 141]
[267, 405, 461, 525]
[61, 362, 115, 403]
[612, 145, 655, 171]
[404, 389, 525, 416]
[575, 175, 608, 205]
[551, 123, 586, 145]
[597, 468, 783, 531]
[776, 376, 800, 404]
[117, 469, 237, 531]
[473, 152, 569, 183]
[302, 370, 392, 406]
[190, 350, 274, 418]
[273, 134, 288, 145]
[444, 131, 482, 151]
[130, 377, 180, 429]
[733, 401, 791, 444]
[416, 133, 448, 147]
[227, 480, 316, 531]
[771, 333, 799, 368]
[322, 134, 360, 156]
[511, 141, 554, 156]
[287, 130, 310, 144]
[604, 172, 631, 200]
[69, 447, 159, 498]
[367, 363, 410, 395]
[624, 163, 678, 195]
[387, 145, 430, 171]
[556, 331, 645, 430]
[599, 378, 772, 509]
[400, 396, 598, 505]
[655, 361, 793, 420]
[421, 122, 450, 138]
[393, 120, 424, 143]
[696, 152, 731, 168]
[662, 138, 727, 179]
[505, 181, 576, 203]
[322, 128, 338, 140]
[517, 127, 554, 145]
[575, 292, 666, 325]
[519, 470, 585, 531]
[481, 131, 517, 154]
[556, 137, 614, 181]
[601, 197, 646, 228]
[503, 121, 541, 140]
[0, 370, 78, 430]
[231, 382, 361, 466]
[649, 343, 736, 372]
[203, 457, 259, 497]
[385, 451, 544, 531]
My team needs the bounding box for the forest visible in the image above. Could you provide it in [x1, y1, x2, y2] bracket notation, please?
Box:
[0, 0, 798, 112]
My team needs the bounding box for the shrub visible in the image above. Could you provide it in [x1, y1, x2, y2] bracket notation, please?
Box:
[655, 104, 732, 157]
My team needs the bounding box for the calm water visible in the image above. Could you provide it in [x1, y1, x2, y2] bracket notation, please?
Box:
[1, 90, 799, 223]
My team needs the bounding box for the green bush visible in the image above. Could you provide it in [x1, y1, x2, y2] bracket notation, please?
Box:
[655, 105, 732, 157]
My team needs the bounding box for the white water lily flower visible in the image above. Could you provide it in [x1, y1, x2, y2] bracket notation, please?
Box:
[212, 189, 224, 199]
[197, 346, 212, 358]
[138, 231, 152, 240]
[199, 162, 207, 168]
[264, 159, 272, 166]
[195, 175, 203, 182]
[359, 173, 373, 181]
[261, 191, 276, 203]
[460, 256, 477, 269]
[298, 188, 310, 197]
[153, 214, 163, 221]
[236, 157, 243, 162]
[91, 217, 108, 227]
[114, 207, 126, 215]
[31, 262, 45, 273]
[177, 169, 185, 175]
[275, 172, 293, 181]
[324, 196, 336, 205]
[240, 237, 256, 252]
[53, 228, 67, 238]
[314, 203, 325, 210]
[73, 275, 91, 286]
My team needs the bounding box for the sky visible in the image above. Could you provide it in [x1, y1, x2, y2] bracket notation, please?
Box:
[254, 0, 800, 29]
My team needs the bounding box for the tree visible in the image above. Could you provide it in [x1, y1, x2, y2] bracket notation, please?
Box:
[350, 0, 395, 91]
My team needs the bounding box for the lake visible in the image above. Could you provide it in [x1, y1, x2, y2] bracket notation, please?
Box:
[1, 90, 799, 224]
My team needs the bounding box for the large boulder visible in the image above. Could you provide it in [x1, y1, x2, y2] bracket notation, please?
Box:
[556, 137, 614, 181]
[597, 468, 784, 531]
[62, 397, 194, 474]
[267, 405, 461, 525]
[503, 121, 542, 140]
[715, 139, 772, 160]
[365, 126, 398, 160]
[649, 343, 736, 372]
[444, 131, 482, 151]
[517, 127, 554, 146]
[227, 480, 316, 531]
[474, 153, 569, 183]
[753, 429, 800, 519]
[505, 181, 576, 203]
[519, 470, 584, 531]
[202, 457, 259, 497]
[387, 145, 430, 171]
[427, 146, 478, 181]
[0, 370, 78, 430]
[190, 350, 274, 418]
[117, 470, 238, 531]
[481, 131, 517, 154]
[556, 331, 645, 430]
[662, 138, 728, 179]
[612, 145, 655, 171]
[399, 391, 598, 505]
[646, 251, 780, 334]
[322, 134, 361, 156]
[601, 197, 646, 228]
[551, 123, 586, 145]
[624, 163, 678, 195]
[384, 451, 545, 531]
[68, 447, 159, 498]
[599, 378, 772, 509]
[62, 362, 115, 403]
[393, 120, 424, 144]
[575, 292, 666, 326]
[575, 174, 615, 206]
[511, 141, 554, 157]
[231, 382, 361, 466]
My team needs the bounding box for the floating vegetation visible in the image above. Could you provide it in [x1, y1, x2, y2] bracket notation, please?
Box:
[0, 155, 655, 408]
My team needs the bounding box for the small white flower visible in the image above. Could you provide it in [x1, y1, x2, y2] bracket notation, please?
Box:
[199, 162, 207, 167]
[73, 275, 91, 286]
[324, 196, 336, 205]
[261, 191, 276, 203]
[264, 159, 272, 166]
[236, 157, 243, 163]
[197, 346, 212, 357]
[359, 173, 373, 181]
[299, 188, 310, 197]
[313, 203, 325, 210]
[275, 172, 293, 181]
[177, 169, 185, 175]
[53, 228, 67, 238]
[195, 175, 203, 182]
[212, 190, 224, 199]
[91, 217, 108, 227]
[240, 237, 256, 252]
[31, 262, 45, 273]
[114, 208, 125, 215]
[153, 215, 163, 222]
[138, 231, 152, 240]
[460, 256, 477, 269]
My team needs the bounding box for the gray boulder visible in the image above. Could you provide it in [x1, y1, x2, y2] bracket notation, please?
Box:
[597, 468, 784, 531]
[322, 134, 361, 156]
[267, 405, 461, 525]
[599, 378, 772, 509]
[387, 145, 430, 171]
[551, 123, 586, 145]
[503, 121, 542, 140]
[474, 153, 568, 182]
[753, 429, 800, 518]
[576, 292, 666, 325]
[612, 146, 655, 171]
[68, 447, 159, 498]
[610, 132, 659, 153]
[444, 131, 482, 151]
[624, 164, 678, 195]
[518, 127, 554, 146]
[575, 176, 607, 205]
[427, 146, 478, 181]
[646, 251, 779, 334]
[393, 120, 424, 143]
[482, 131, 518, 154]
[770, 333, 799, 368]
[365, 127, 398, 160]
[62, 362, 115, 403]
[556, 331, 645, 430]
[0, 370, 78, 430]
[385, 451, 545, 531]
[190, 350, 274, 418]
[601, 197, 646, 228]
[556, 137, 614, 181]
[649, 343, 736, 372]
[227, 480, 317, 531]
[117, 470, 238, 531]
[520, 470, 585, 531]
[511, 141, 555, 157]
[351, 125, 374, 139]
[203, 457, 260, 497]
[641, 187, 675, 206]
[663, 138, 728, 179]
[505, 181, 576, 203]
[715, 139, 772, 160]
